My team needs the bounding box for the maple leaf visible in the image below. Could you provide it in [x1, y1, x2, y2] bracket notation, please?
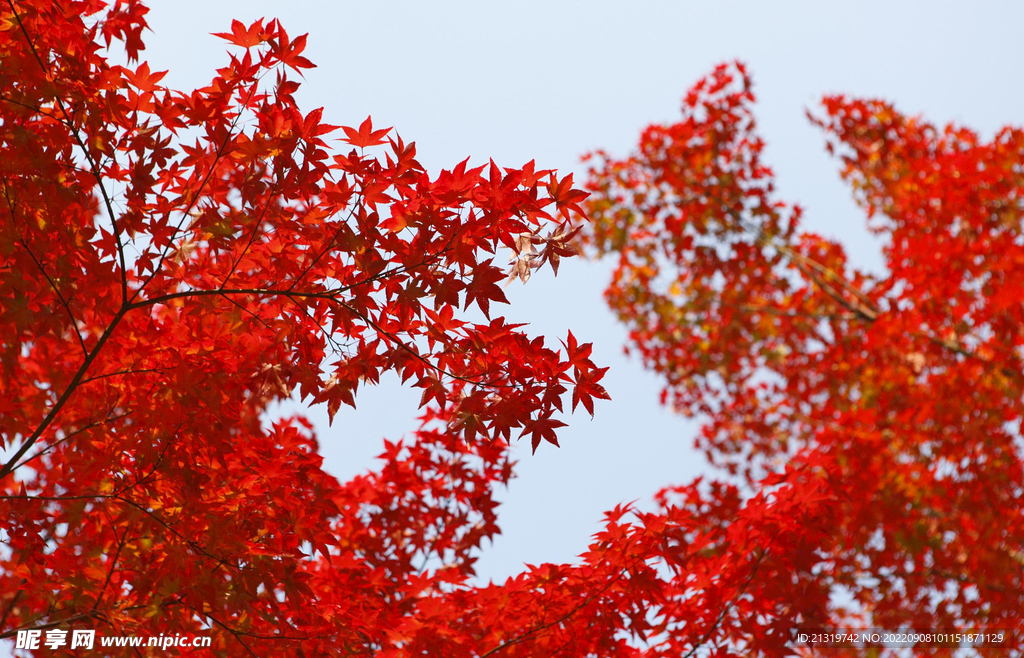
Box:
[123, 61, 167, 92]
[548, 172, 590, 220]
[521, 415, 567, 453]
[572, 365, 610, 417]
[342, 116, 391, 149]
[464, 259, 509, 318]
[212, 18, 266, 48]
[270, 23, 315, 71]
[504, 231, 539, 286]
[539, 224, 581, 276]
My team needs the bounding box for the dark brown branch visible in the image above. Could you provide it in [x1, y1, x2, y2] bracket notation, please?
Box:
[0, 588, 24, 631]
[132, 77, 262, 301]
[7, 0, 129, 302]
[0, 306, 129, 482]
[0, 91, 71, 126]
[723, 300, 860, 321]
[789, 257, 877, 321]
[480, 548, 650, 657]
[131, 282, 512, 392]
[11, 410, 131, 474]
[748, 221, 1019, 376]
[1, 181, 90, 358]
[0, 492, 241, 574]
[78, 367, 166, 387]
[681, 541, 774, 658]
[18, 240, 90, 358]
[220, 181, 278, 288]
[92, 524, 132, 611]
[0, 597, 183, 640]
[285, 200, 361, 292]
[183, 604, 313, 658]
[336, 299, 511, 391]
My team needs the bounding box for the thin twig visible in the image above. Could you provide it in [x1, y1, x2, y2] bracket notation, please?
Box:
[7, 0, 130, 301]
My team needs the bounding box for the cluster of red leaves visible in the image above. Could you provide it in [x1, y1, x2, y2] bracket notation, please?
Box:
[584, 61, 1024, 653]
[0, 1, 635, 654]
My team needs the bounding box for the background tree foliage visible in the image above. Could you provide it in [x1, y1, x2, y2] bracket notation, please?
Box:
[584, 61, 1024, 652]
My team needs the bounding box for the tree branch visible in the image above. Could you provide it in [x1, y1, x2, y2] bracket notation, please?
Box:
[7, 0, 130, 302]
[0, 306, 128, 482]
[480, 547, 650, 657]
[92, 524, 132, 611]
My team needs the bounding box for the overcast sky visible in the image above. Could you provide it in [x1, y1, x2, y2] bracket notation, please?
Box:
[141, 1, 1024, 584]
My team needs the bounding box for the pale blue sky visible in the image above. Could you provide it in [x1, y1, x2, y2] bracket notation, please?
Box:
[141, 1, 1024, 583]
